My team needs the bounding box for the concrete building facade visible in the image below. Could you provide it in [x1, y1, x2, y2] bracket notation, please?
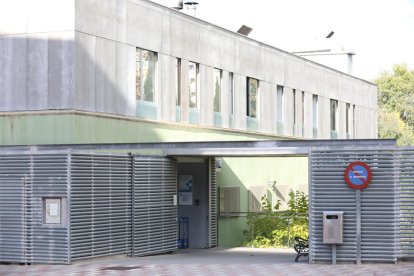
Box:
[0, 0, 378, 250]
[0, 0, 377, 140]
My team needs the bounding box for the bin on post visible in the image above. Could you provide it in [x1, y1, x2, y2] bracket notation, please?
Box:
[323, 211, 344, 264]
[323, 211, 344, 244]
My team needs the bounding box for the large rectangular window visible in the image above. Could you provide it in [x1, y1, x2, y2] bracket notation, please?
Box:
[246, 77, 258, 118]
[136, 48, 156, 102]
[189, 62, 199, 109]
[330, 99, 338, 138]
[213, 69, 222, 113]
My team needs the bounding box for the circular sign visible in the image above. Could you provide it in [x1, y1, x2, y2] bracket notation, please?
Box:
[344, 161, 372, 190]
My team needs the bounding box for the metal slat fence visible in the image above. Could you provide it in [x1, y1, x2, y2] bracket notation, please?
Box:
[310, 148, 398, 263]
[0, 153, 70, 264]
[70, 154, 132, 261]
[132, 156, 177, 256]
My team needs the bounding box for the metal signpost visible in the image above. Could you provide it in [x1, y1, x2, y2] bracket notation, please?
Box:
[344, 161, 372, 264]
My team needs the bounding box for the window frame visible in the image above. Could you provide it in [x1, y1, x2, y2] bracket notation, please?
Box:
[246, 77, 259, 118]
[136, 48, 157, 102]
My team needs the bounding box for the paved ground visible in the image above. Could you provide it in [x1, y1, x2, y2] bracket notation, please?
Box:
[1, 247, 414, 275]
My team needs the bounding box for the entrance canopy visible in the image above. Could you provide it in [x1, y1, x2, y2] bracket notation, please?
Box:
[0, 139, 397, 156]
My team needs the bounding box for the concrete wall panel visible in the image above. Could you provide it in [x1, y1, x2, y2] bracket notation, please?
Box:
[159, 54, 176, 122]
[258, 82, 273, 134]
[180, 59, 190, 124]
[27, 34, 48, 110]
[304, 63, 325, 95]
[48, 32, 75, 109]
[95, 37, 116, 113]
[169, 16, 200, 62]
[75, 32, 96, 111]
[126, 1, 162, 52]
[318, 96, 330, 138]
[0, 35, 27, 111]
[260, 48, 285, 85]
[284, 57, 305, 91]
[338, 101, 346, 139]
[303, 92, 313, 138]
[116, 0, 127, 43]
[238, 40, 261, 79]
[324, 71, 339, 100]
[126, 45, 137, 116]
[199, 28, 235, 72]
[76, 0, 116, 41]
[115, 42, 128, 115]
[234, 74, 246, 130]
[221, 71, 230, 128]
[200, 65, 213, 126]
[283, 87, 294, 136]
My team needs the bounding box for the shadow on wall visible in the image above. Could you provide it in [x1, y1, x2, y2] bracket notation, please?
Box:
[216, 156, 309, 247]
[0, 34, 165, 145]
[216, 158, 249, 247]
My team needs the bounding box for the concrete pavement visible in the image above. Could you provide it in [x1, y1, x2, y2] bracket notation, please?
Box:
[1, 247, 414, 275]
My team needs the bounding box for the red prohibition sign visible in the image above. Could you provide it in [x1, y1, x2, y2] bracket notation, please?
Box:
[344, 161, 372, 190]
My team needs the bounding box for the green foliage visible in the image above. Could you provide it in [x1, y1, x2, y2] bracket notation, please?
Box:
[243, 191, 308, 248]
[378, 108, 414, 146]
[375, 64, 414, 145]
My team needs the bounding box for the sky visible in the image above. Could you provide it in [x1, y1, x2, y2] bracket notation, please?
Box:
[152, 0, 414, 81]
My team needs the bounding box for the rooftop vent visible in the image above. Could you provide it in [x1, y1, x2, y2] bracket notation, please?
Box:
[171, 0, 183, 10]
[237, 25, 253, 36]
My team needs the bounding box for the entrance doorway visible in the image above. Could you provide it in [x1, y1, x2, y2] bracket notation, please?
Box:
[177, 158, 210, 249]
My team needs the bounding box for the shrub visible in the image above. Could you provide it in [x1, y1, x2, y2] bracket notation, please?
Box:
[243, 191, 308, 248]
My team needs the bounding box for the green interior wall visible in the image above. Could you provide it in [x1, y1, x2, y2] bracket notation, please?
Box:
[216, 157, 308, 247]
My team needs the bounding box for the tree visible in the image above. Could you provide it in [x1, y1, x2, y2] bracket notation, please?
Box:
[378, 108, 414, 146]
[376, 64, 414, 126]
[375, 64, 414, 145]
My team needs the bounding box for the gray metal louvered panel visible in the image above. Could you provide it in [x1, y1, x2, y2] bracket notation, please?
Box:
[397, 149, 414, 258]
[70, 154, 132, 261]
[0, 153, 70, 264]
[132, 156, 177, 257]
[209, 158, 217, 247]
[310, 148, 398, 263]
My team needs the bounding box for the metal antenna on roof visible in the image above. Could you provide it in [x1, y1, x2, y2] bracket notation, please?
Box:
[184, 1, 199, 16]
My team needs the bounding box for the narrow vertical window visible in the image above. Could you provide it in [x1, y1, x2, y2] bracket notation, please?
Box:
[353, 104, 356, 138]
[301, 91, 305, 136]
[189, 62, 199, 109]
[346, 103, 350, 138]
[312, 95, 318, 138]
[293, 89, 297, 127]
[176, 58, 181, 107]
[213, 69, 222, 113]
[277, 85, 284, 123]
[229, 73, 234, 115]
[246, 77, 258, 118]
[330, 99, 338, 138]
[136, 48, 156, 102]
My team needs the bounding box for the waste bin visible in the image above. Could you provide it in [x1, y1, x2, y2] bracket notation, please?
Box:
[323, 211, 343, 244]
